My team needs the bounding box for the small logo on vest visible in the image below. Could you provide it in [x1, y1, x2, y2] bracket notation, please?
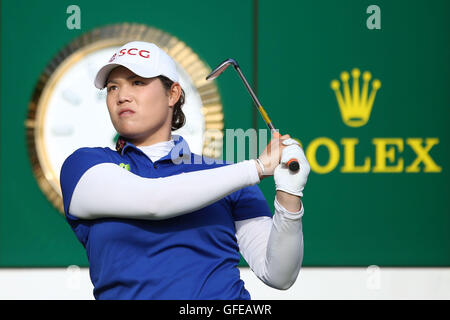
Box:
[119, 163, 130, 171]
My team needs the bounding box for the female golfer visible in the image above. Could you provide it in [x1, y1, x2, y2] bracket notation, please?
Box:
[60, 41, 310, 300]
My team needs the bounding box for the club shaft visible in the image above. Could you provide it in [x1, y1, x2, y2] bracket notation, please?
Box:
[231, 62, 300, 172]
[234, 66, 261, 107]
[234, 66, 277, 134]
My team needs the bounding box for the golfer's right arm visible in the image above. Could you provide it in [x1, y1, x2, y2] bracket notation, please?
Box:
[68, 160, 260, 220]
[65, 135, 289, 220]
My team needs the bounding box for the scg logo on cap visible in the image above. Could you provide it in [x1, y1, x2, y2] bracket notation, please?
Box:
[109, 48, 151, 62]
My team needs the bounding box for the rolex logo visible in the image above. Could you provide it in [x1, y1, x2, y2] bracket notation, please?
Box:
[331, 68, 381, 127]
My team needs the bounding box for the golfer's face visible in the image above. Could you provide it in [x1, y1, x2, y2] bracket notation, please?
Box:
[105, 66, 171, 141]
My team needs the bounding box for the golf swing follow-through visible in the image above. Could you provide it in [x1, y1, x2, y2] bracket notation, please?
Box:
[206, 58, 300, 172]
[60, 41, 310, 300]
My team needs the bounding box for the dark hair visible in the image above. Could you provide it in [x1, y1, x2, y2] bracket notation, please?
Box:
[157, 75, 186, 131]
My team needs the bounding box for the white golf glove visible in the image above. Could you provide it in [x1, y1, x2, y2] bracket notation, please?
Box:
[274, 138, 310, 197]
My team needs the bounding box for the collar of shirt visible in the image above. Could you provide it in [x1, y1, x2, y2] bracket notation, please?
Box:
[115, 134, 191, 163]
[137, 140, 175, 162]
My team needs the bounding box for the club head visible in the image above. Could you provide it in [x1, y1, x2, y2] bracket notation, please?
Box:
[206, 58, 239, 81]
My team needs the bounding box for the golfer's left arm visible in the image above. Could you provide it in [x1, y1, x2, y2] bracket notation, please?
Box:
[235, 140, 310, 290]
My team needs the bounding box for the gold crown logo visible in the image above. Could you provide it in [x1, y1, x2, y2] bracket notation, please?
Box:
[331, 68, 381, 127]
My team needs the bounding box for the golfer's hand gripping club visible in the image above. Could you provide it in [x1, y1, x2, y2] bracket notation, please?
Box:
[271, 131, 300, 172]
[274, 139, 310, 197]
[206, 58, 300, 173]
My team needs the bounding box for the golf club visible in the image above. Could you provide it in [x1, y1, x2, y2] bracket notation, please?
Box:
[206, 58, 300, 172]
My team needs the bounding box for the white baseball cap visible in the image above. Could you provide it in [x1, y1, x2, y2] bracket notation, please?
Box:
[94, 41, 179, 89]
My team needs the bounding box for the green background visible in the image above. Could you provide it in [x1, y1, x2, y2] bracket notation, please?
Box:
[0, 0, 449, 267]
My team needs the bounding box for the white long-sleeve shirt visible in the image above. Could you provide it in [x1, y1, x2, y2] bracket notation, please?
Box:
[68, 140, 304, 290]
